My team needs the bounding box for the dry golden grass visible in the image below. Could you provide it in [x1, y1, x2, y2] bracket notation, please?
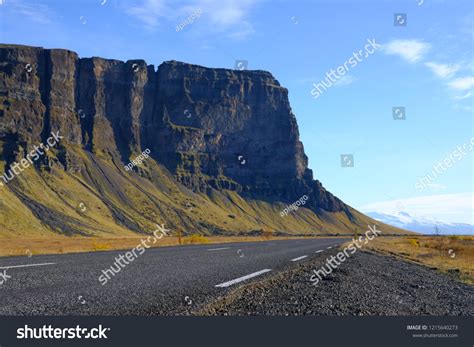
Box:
[183, 234, 210, 244]
[365, 236, 474, 285]
[0, 234, 336, 257]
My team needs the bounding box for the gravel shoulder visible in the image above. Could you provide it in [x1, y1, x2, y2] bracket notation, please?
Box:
[198, 248, 474, 316]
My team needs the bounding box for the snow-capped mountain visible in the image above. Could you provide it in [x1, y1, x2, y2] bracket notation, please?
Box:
[365, 211, 474, 235]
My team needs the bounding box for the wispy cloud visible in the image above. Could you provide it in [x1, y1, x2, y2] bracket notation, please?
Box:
[384, 38, 473, 101]
[453, 103, 473, 112]
[424, 62, 459, 79]
[202, 0, 254, 27]
[453, 91, 473, 100]
[425, 183, 447, 191]
[224, 20, 255, 40]
[447, 76, 474, 91]
[126, 0, 171, 30]
[7, 1, 54, 24]
[333, 75, 356, 87]
[383, 39, 431, 63]
[125, 0, 257, 38]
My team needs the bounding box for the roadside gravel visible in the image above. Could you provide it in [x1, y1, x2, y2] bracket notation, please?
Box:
[199, 249, 474, 315]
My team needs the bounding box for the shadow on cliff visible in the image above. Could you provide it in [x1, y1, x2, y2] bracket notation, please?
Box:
[103, 65, 133, 165]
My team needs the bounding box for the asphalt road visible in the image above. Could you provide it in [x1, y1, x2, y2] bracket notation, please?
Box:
[0, 238, 348, 315]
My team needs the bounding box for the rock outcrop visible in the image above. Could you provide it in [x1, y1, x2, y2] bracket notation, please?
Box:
[0, 44, 369, 237]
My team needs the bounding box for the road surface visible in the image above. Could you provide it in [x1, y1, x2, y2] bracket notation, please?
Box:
[0, 237, 348, 315]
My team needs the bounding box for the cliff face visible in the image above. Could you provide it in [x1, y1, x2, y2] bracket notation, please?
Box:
[152, 61, 347, 212]
[0, 44, 363, 237]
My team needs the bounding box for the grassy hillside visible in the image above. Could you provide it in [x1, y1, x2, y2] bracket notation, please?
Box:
[0, 143, 408, 240]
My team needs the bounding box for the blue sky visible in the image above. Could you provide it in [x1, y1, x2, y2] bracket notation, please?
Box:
[0, 0, 472, 224]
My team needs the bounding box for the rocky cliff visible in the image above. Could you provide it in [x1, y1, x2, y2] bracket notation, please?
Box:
[0, 44, 391, 237]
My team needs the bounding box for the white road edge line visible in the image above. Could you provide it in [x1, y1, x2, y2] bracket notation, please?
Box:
[290, 255, 308, 262]
[0, 262, 56, 269]
[215, 269, 272, 288]
[315, 250, 324, 253]
[207, 247, 230, 251]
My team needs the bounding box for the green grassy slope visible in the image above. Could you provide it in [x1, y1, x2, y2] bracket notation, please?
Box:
[0, 142, 409, 238]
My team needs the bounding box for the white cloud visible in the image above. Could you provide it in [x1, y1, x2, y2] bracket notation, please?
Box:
[453, 91, 473, 100]
[383, 39, 431, 63]
[383, 40, 473, 101]
[359, 192, 474, 225]
[202, 0, 253, 27]
[125, 0, 257, 38]
[225, 20, 255, 40]
[8, 1, 54, 24]
[424, 62, 459, 79]
[453, 103, 473, 112]
[126, 0, 171, 29]
[425, 183, 447, 191]
[447, 76, 474, 91]
[333, 75, 356, 87]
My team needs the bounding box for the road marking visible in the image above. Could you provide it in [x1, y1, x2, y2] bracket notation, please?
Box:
[215, 269, 272, 288]
[326, 246, 332, 249]
[207, 247, 230, 251]
[315, 250, 324, 253]
[290, 255, 308, 262]
[0, 262, 56, 269]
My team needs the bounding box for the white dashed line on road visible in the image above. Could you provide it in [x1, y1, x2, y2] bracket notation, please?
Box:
[290, 255, 308, 262]
[0, 263, 56, 269]
[215, 269, 272, 288]
[207, 247, 230, 251]
[326, 246, 332, 249]
[315, 250, 324, 253]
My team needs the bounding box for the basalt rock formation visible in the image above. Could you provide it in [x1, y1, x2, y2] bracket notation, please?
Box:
[0, 44, 396, 237]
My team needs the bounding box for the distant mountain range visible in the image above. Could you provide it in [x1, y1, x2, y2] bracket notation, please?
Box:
[365, 211, 474, 235]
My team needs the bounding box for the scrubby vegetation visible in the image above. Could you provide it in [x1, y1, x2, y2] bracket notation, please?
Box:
[367, 236, 474, 284]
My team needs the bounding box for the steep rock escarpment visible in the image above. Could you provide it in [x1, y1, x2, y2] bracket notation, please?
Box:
[151, 61, 347, 213]
[0, 44, 369, 237]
